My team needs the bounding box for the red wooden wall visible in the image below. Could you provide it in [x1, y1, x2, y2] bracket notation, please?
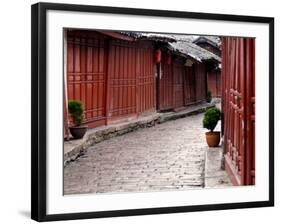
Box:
[67, 31, 108, 128]
[183, 66, 196, 105]
[207, 70, 221, 97]
[173, 58, 185, 109]
[158, 55, 208, 111]
[136, 42, 156, 114]
[194, 63, 207, 103]
[159, 54, 174, 110]
[107, 40, 155, 122]
[66, 30, 155, 129]
[66, 30, 209, 133]
[107, 40, 138, 120]
[222, 37, 255, 185]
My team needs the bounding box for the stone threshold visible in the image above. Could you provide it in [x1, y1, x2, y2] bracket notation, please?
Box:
[64, 102, 215, 165]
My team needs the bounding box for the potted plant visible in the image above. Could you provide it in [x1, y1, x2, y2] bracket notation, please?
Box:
[203, 107, 221, 147]
[68, 100, 87, 139]
[206, 90, 212, 103]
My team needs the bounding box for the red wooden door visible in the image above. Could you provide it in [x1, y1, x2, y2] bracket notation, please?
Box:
[173, 58, 185, 109]
[136, 41, 155, 114]
[107, 40, 137, 120]
[245, 38, 255, 185]
[194, 63, 207, 103]
[107, 39, 155, 122]
[67, 30, 107, 128]
[159, 56, 174, 110]
[183, 66, 196, 105]
[222, 37, 255, 185]
[207, 70, 221, 97]
[208, 71, 217, 97]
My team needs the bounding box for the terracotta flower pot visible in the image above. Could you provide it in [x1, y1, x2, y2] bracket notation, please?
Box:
[205, 131, 220, 147]
[69, 126, 87, 139]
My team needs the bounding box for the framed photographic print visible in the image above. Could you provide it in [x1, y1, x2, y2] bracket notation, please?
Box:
[31, 2, 274, 222]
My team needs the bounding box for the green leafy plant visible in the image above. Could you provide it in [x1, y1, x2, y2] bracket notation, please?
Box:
[203, 107, 221, 132]
[206, 90, 212, 103]
[68, 100, 84, 126]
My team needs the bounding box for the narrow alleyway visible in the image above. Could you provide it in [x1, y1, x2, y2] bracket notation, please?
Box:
[64, 111, 230, 195]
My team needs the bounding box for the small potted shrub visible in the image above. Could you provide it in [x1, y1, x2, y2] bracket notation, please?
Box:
[206, 90, 212, 103]
[68, 100, 87, 139]
[203, 107, 221, 147]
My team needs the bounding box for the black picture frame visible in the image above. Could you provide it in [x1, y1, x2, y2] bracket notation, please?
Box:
[31, 2, 274, 222]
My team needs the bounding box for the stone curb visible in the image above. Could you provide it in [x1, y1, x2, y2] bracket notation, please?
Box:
[64, 102, 215, 166]
[203, 145, 233, 188]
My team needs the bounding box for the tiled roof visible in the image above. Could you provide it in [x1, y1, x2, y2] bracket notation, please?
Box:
[168, 40, 221, 62]
[120, 32, 221, 62]
[193, 36, 221, 48]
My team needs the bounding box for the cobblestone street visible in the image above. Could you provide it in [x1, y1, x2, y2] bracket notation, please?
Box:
[64, 112, 225, 195]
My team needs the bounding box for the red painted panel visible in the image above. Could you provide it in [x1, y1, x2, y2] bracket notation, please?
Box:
[137, 41, 156, 114]
[245, 38, 256, 185]
[207, 70, 221, 97]
[158, 56, 207, 111]
[222, 37, 255, 185]
[107, 39, 156, 122]
[194, 63, 207, 103]
[108, 40, 137, 118]
[67, 30, 157, 128]
[67, 30, 107, 128]
[183, 66, 196, 105]
[173, 58, 185, 109]
[159, 55, 174, 110]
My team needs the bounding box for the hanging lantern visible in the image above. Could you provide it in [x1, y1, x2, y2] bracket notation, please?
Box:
[155, 49, 161, 63]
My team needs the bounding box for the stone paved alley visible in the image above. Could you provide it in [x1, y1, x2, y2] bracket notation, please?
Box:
[64, 111, 231, 195]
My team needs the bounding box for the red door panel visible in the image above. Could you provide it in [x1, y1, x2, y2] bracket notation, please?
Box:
[67, 30, 107, 128]
[222, 37, 255, 185]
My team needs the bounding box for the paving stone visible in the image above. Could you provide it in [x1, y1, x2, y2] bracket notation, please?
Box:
[64, 111, 231, 195]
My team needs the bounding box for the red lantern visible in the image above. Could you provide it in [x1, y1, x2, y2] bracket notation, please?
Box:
[155, 49, 161, 63]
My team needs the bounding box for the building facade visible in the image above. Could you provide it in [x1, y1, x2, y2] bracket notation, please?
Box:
[64, 30, 220, 137]
[221, 37, 255, 185]
[193, 36, 222, 98]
